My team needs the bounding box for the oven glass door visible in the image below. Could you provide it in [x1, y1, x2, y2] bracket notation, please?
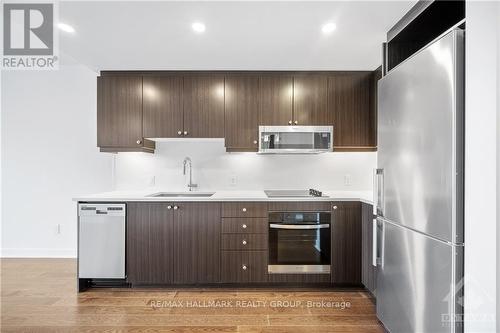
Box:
[268, 212, 331, 273]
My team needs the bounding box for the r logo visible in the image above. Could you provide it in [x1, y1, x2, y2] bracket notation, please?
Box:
[3, 3, 54, 55]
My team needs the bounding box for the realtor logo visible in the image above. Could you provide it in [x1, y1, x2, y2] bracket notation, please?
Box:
[2, 2, 59, 69]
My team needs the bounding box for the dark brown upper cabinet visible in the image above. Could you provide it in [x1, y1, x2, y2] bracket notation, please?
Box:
[328, 72, 376, 151]
[142, 76, 183, 138]
[293, 74, 329, 126]
[224, 75, 260, 152]
[97, 76, 154, 152]
[183, 75, 225, 138]
[259, 75, 293, 126]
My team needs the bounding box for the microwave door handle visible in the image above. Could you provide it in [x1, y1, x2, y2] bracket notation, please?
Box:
[269, 224, 330, 230]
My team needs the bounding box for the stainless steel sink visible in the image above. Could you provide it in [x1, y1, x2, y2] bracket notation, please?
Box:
[147, 192, 215, 198]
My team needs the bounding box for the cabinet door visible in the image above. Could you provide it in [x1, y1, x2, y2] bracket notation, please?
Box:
[224, 76, 260, 151]
[97, 76, 143, 148]
[331, 201, 362, 284]
[143, 76, 183, 138]
[183, 75, 225, 138]
[221, 251, 268, 283]
[173, 202, 221, 283]
[361, 202, 377, 295]
[127, 203, 174, 284]
[293, 74, 328, 125]
[260, 75, 293, 125]
[328, 72, 375, 150]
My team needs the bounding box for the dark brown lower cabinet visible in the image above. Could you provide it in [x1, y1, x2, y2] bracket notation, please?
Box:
[173, 202, 221, 284]
[127, 203, 174, 284]
[361, 202, 377, 295]
[221, 251, 268, 283]
[331, 201, 362, 285]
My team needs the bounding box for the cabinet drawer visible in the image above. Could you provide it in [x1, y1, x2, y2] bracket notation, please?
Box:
[221, 218, 268, 234]
[221, 251, 268, 283]
[221, 234, 268, 250]
[222, 202, 268, 218]
[268, 201, 332, 212]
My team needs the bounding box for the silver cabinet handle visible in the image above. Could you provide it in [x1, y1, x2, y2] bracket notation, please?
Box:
[294, 120, 298, 125]
[177, 131, 182, 136]
[242, 208, 247, 212]
[173, 205, 179, 210]
[136, 140, 142, 145]
[242, 265, 247, 271]
[242, 224, 247, 229]
[253, 140, 257, 145]
[288, 120, 292, 125]
[167, 205, 172, 210]
[332, 205, 337, 210]
[184, 131, 188, 136]
[242, 240, 247, 245]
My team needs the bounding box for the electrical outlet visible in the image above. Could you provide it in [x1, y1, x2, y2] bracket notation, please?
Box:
[56, 224, 61, 235]
[230, 174, 237, 187]
[149, 176, 156, 186]
[344, 174, 352, 186]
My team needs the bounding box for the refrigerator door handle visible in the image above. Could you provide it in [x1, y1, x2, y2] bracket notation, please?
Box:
[372, 218, 377, 266]
[373, 168, 385, 216]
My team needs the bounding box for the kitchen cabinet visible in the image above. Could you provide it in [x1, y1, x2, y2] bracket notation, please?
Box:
[224, 75, 260, 152]
[292, 74, 329, 126]
[142, 76, 183, 138]
[259, 75, 294, 126]
[97, 76, 155, 152]
[328, 72, 376, 151]
[126, 203, 174, 284]
[361, 202, 377, 295]
[331, 201, 362, 285]
[183, 75, 225, 138]
[222, 202, 268, 218]
[173, 202, 221, 284]
[221, 251, 268, 283]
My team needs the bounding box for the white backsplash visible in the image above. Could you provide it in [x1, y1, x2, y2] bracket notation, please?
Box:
[113, 140, 376, 192]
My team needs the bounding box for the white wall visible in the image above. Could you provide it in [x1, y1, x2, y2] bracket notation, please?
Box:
[1, 62, 113, 258]
[113, 140, 376, 192]
[465, 1, 499, 332]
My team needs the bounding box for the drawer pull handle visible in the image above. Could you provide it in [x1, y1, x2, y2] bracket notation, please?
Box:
[242, 240, 247, 245]
[242, 208, 247, 212]
[242, 265, 247, 271]
[242, 224, 247, 229]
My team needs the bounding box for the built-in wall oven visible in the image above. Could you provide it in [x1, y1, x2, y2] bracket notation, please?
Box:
[268, 211, 331, 274]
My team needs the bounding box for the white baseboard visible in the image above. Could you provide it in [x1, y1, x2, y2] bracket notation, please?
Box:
[0, 248, 77, 258]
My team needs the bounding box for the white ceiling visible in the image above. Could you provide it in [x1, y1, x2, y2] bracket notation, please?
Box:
[59, 1, 415, 71]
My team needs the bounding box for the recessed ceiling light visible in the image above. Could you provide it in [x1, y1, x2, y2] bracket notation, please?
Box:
[57, 22, 75, 33]
[192, 22, 206, 33]
[322, 22, 337, 35]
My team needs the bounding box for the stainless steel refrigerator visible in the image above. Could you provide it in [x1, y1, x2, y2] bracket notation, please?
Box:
[375, 29, 464, 333]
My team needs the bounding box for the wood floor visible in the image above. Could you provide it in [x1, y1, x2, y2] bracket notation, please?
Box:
[1, 259, 383, 332]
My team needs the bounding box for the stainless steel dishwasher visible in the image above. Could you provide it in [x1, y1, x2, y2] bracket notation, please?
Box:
[78, 203, 125, 279]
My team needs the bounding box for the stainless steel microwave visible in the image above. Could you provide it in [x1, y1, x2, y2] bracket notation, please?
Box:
[258, 126, 333, 154]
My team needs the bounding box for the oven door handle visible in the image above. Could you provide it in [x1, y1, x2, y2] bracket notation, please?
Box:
[269, 224, 330, 230]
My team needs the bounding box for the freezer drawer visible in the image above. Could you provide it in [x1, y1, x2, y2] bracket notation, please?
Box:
[377, 219, 463, 333]
[78, 204, 126, 279]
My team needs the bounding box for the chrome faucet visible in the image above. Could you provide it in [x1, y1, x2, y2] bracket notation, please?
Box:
[183, 157, 198, 191]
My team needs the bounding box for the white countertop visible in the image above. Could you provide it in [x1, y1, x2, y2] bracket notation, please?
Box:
[73, 190, 373, 204]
